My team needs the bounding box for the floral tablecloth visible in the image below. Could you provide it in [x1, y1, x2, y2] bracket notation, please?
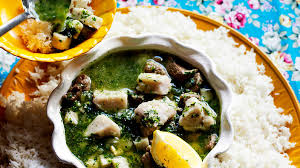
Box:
[0, 0, 299, 101]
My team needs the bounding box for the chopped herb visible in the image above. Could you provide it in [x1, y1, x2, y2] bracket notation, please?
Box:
[142, 110, 160, 127]
[81, 10, 90, 19]
[151, 66, 156, 71]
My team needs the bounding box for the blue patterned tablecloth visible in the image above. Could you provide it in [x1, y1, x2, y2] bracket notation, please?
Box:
[0, 0, 299, 101]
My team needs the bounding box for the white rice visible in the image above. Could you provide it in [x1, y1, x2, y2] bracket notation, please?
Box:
[0, 7, 295, 168]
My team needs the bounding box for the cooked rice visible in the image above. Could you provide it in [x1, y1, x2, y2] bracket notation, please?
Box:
[0, 7, 295, 168]
[19, 19, 53, 54]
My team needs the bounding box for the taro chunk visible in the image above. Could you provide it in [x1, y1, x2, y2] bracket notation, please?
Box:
[84, 115, 121, 138]
[135, 97, 177, 136]
[136, 73, 171, 95]
[52, 32, 71, 50]
[200, 88, 214, 102]
[71, 8, 103, 29]
[64, 111, 78, 125]
[93, 90, 128, 111]
[112, 156, 130, 168]
[179, 97, 217, 132]
[65, 19, 83, 39]
[133, 137, 149, 151]
[180, 92, 201, 104]
[86, 156, 99, 168]
[99, 155, 112, 168]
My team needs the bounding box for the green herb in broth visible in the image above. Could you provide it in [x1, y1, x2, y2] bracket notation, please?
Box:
[83, 50, 153, 90]
[61, 49, 221, 167]
[35, 0, 71, 30]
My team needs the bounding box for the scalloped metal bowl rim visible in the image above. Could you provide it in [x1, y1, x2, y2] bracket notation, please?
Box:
[47, 34, 233, 168]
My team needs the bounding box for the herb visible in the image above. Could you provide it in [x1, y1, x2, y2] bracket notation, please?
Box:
[115, 108, 135, 122]
[142, 110, 160, 127]
[35, 0, 70, 31]
[184, 70, 196, 75]
[62, 19, 81, 37]
[151, 66, 156, 71]
[161, 114, 181, 134]
[170, 85, 184, 96]
[185, 78, 196, 88]
[81, 91, 93, 102]
[81, 10, 90, 19]
[92, 17, 96, 21]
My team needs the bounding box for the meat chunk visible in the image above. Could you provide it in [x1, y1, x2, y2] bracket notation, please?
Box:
[153, 56, 163, 62]
[141, 152, 154, 168]
[136, 73, 171, 95]
[93, 89, 128, 111]
[128, 90, 144, 107]
[52, 32, 72, 50]
[112, 156, 130, 168]
[134, 98, 177, 136]
[84, 115, 121, 138]
[205, 134, 218, 150]
[185, 72, 203, 92]
[166, 57, 197, 82]
[75, 74, 92, 91]
[141, 146, 155, 168]
[179, 97, 216, 132]
[64, 74, 91, 101]
[144, 59, 167, 75]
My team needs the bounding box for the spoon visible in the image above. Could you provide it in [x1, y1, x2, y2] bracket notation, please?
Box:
[0, 0, 38, 37]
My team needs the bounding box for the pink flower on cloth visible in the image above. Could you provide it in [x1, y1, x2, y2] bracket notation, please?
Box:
[225, 12, 247, 29]
[280, 53, 293, 64]
[118, 0, 138, 7]
[248, 0, 260, 10]
[214, 0, 234, 15]
[283, 71, 289, 79]
[224, 5, 251, 29]
[153, 0, 165, 5]
[249, 37, 259, 46]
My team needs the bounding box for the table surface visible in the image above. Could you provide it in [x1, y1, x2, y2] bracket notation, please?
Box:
[0, 0, 299, 101]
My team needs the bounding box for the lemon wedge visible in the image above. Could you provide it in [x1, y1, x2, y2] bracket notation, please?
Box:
[151, 130, 203, 168]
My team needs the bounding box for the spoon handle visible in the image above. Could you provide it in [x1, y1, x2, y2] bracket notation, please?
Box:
[0, 12, 30, 37]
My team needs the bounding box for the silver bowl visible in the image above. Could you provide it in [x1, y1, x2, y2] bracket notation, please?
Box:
[47, 35, 233, 168]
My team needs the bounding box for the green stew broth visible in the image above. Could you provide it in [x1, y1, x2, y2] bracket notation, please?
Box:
[35, 0, 71, 30]
[61, 50, 220, 167]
